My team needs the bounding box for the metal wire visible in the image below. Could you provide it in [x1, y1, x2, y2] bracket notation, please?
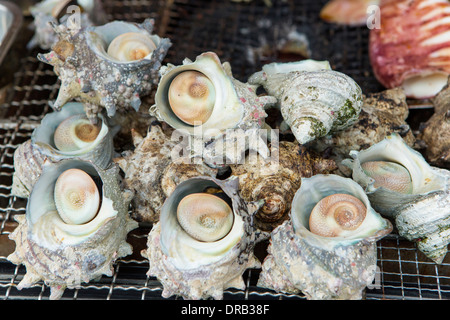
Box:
[0, 0, 448, 300]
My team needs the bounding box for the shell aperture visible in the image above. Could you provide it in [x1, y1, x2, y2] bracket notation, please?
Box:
[309, 193, 367, 237]
[54, 168, 101, 225]
[107, 32, 157, 62]
[53, 114, 101, 152]
[176, 192, 234, 242]
[361, 161, 413, 194]
[168, 71, 216, 126]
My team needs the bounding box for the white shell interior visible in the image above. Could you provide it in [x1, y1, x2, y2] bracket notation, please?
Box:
[27, 160, 117, 249]
[160, 178, 243, 270]
[32, 102, 109, 156]
[351, 134, 447, 195]
[155, 53, 244, 137]
[291, 174, 388, 249]
[86, 21, 162, 64]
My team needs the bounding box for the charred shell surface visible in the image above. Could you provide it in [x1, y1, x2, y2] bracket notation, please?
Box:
[38, 19, 171, 123]
[231, 141, 337, 232]
[114, 123, 218, 224]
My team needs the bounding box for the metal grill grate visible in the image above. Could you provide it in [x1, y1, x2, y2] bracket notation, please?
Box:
[0, 0, 448, 300]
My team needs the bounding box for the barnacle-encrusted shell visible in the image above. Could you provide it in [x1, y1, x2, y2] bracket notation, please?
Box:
[149, 51, 278, 167]
[11, 102, 114, 198]
[7, 159, 139, 300]
[38, 19, 171, 123]
[312, 88, 415, 166]
[231, 140, 337, 232]
[257, 174, 392, 300]
[114, 123, 218, 224]
[142, 176, 264, 300]
[343, 133, 450, 263]
[248, 59, 363, 145]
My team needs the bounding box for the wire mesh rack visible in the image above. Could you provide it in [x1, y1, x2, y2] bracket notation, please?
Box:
[0, 0, 448, 300]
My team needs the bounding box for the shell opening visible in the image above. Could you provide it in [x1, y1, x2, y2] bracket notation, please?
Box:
[309, 193, 367, 237]
[54, 168, 101, 225]
[106, 32, 156, 62]
[176, 192, 234, 242]
[168, 71, 216, 126]
[53, 114, 101, 152]
[361, 161, 413, 194]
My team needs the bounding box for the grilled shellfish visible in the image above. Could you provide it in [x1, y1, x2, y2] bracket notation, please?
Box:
[248, 59, 363, 145]
[258, 174, 392, 299]
[142, 176, 264, 300]
[12, 102, 114, 198]
[8, 159, 139, 299]
[343, 133, 450, 263]
[38, 19, 171, 123]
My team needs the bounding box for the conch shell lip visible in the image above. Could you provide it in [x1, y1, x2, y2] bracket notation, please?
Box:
[154, 52, 244, 137]
[290, 174, 392, 249]
[31, 102, 109, 157]
[85, 20, 162, 65]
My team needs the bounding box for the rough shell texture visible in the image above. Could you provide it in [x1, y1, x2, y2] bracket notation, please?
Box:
[142, 176, 264, 300]
[7, 160, 139, 300]
[343, 133, 450, 263]
[248, 62, 363, 145]
[114, 123, 218, 224]
[149, 51, 278, 167]
[257, 174, 392, 299]
[313, 88, 415, 173]
[38, 19, 171, 123]
[369, 0, 450, 99]
[231, 140, 337, 232]
[11, 102, 114, 198]
[28, 0, 108, 50]
[419, 80, 450, 168]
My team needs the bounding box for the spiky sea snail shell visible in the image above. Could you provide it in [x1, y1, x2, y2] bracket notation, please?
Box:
[150, 51, 278, 167]
[168, 71, 216, 125]
[7, 159, 138, 299]
[142, 176, 264, 300]
[53, 114, 101, 152]
[37, 19, 171, 122]
[177, 193, 234, 242]
[54, 168, 100, 225]
[248, 59, 363, 145]
[11, 102, 113, 199]
[257, 174, 392, 300]
[309, 193, 367, 237]
[343, 133, 450, 264]
[107, 32, 157, 62]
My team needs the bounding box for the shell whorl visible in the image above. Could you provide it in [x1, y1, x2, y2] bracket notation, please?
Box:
[168, 71, 216, 126]
[176, 193, 234, 242]
[309, 193, 367, 237]
[54, 168, 101, 225]
[107, 32, 156, 62]
[361, 161, 413, 194]
[53, 114, 101, 152]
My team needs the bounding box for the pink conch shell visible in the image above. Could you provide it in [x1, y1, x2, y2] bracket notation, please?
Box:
[320, 0, 380, 26]
[370, 0, 450, 99]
